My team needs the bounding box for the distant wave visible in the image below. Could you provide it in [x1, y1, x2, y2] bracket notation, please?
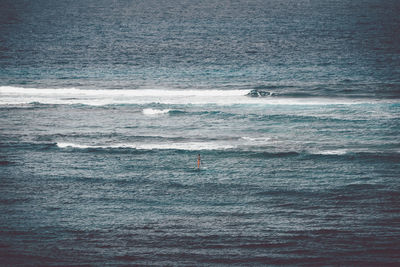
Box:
[0, 86, 247, 106]
[56, 142, 235, 151]
[57, 142, 92, 149]
[314, 149, 348, 155]
[0, 86, 390, 106]
[142, 108, 170, 115]
[49, 143, 400, 161]
[241, 136, 272, 142]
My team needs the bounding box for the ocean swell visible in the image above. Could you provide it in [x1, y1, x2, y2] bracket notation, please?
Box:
[0, 86, 389, 106]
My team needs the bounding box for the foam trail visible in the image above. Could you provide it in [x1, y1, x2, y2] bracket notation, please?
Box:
[241, 136, 272, 142]
[316, 149, 348, 155]
[57, 142, 91, 149]
[0, 86, 389, 106]
[56, 142, 235, 151]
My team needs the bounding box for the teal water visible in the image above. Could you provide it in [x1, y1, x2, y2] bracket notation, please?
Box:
[1, 0, 400, 265]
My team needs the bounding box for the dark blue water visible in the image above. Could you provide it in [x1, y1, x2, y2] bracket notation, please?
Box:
[1, 0, 400, 265]
[1, 0, 400, 97]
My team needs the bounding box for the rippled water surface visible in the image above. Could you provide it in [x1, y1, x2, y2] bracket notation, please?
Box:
[1, 0, 400, 265]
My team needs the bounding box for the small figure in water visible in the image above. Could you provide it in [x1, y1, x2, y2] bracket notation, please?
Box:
[197, 154, 201, 169]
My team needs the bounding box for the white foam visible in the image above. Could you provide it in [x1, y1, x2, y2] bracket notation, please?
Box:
[316, 149, 348, 155]
[0, 86, 390, 106]
[0, 86, 249, 105]
[56, 142, 235, 151]
[242, 136, 272, 142]
[57, 142, 91, 149]
[142, 108, 170, 115]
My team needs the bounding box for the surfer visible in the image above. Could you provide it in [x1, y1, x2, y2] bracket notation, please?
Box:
[197, 154, 201, 169]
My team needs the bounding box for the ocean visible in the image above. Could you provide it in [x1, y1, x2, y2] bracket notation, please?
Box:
[1, 0, 400, 265]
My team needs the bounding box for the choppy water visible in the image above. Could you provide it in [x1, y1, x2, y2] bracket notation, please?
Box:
[1, 0, 400, 265]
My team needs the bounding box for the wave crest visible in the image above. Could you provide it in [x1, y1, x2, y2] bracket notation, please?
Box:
[0, 86, 387, 106]
[56, 142, 235, 151]
[142, 108, 170, 115]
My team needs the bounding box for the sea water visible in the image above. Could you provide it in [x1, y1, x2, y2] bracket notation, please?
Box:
[1, 0, 400, 265]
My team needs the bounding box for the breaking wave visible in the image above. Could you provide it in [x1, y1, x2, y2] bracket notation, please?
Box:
[0, 86, 389, 106]
[56, 142, 235, 151]
[142, 108, 170, 115]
